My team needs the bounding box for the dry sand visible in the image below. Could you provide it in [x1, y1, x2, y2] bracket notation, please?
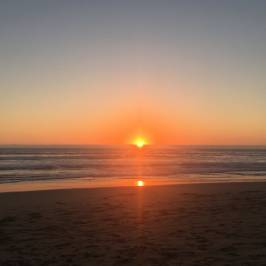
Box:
[1, 182, 266, 265]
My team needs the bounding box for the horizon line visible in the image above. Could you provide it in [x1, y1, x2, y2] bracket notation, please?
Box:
[0, 144, 266, 147]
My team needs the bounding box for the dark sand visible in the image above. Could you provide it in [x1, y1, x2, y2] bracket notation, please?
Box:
[1, 182, 266, 265]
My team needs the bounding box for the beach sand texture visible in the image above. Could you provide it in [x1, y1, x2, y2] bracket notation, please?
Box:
[1, 182, 266, 265]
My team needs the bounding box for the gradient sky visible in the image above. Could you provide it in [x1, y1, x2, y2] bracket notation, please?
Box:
[1, 0, 266, 145]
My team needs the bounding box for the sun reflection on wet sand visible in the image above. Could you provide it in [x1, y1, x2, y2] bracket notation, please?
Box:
[0, 177, 191, 193]
[136, 180, 145, 187]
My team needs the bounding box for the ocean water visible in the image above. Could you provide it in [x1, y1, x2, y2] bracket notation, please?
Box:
[0, 145, 266, 185]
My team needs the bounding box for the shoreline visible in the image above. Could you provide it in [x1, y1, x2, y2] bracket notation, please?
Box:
[1, 175, 266, 193]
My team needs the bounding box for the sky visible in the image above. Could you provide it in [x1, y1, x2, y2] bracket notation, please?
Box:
[0, 0, 266, 145]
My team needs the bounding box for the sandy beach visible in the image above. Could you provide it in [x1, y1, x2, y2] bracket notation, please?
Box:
[1, 182, 266, 265]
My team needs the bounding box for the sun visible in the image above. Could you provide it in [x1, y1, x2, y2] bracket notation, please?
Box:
[133, 137, 147, 148]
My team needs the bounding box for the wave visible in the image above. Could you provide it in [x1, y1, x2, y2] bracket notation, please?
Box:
[0, 145, 266, 184]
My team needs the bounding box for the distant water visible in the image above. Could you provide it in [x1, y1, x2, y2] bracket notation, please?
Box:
[0, 145, 266, 184]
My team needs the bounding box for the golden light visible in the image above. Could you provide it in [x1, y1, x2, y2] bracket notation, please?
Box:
[133, 137, 147, 148]
[136, 180, 145, 187]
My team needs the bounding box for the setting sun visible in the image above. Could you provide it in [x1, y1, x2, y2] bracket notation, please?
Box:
[133, 137, 147, 148]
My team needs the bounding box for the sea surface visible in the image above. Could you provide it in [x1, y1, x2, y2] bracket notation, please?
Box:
[0, 145, 266, 188]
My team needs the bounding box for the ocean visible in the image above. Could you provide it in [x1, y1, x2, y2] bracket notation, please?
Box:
[0, 145, 266, 188]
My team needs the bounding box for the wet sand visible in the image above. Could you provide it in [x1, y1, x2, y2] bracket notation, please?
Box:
[1, 182, 266, 265]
